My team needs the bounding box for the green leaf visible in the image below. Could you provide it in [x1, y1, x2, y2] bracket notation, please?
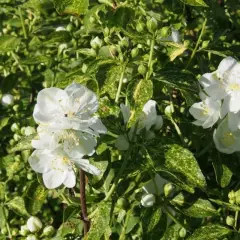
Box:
[187, 224, 232, 240]
[45, 31, 72, 44]
[0, 117, 10, 131]
[0, 36, 21, 53]
[26, 182, 48, 215]
[21, 56, 50, 65]
[102, 65, 125, 99]
[1, 74, 18, 93]
[129, 79, 153, 127]
[0, 205, 8, 229]
[142, 208, 167, 239]
[0, 183, 5, 200]
[209, 199, 240, 212]
[161, 223, 182, 240]
[154, 69, 198, 106]
[7, 196, 30, 217]
[212, 156, 232, 188]
[164, 144, 206, 190]
[52, 0, 89, 15]
[8, 134, 37, 153]
[180, 0, 208, 7]
[170, 192, 218, 218]
[85, 204, 110, 240]
[125, 213, 139, 234]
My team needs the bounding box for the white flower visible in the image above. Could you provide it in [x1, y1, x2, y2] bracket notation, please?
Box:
[213, 119, 240, 154]
[32, 126, 97, 158]
[24, 126, 36, 136]
[27, 216, 42, 233]
[141, 194, 156, 207]
[1, 94, 14, 107]
[20, 225, 29, 236]
[33, 83, 106, 135]
[29, 146, 101, 189]
[200, 57, 240, 114]
[189, 97, 221, 128]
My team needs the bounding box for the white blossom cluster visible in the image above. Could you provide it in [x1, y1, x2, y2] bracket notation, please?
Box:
[115, 100, 163, 150]
[28, 83, 106, 189]
[189, 57, 240, 154]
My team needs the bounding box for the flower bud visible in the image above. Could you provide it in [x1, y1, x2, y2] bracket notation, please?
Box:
[136, 22, 145, 33]
[1, 227, 7, 235]
[120, 37, 129, 48]
[24, 126, 36, 136]
[141, 194, 156, 207]
[228, 190, 235, 204]
[226, 215, 235, 226]
[160, 26, 170, 38]
[26, 234, 38, 240]
[55, 26, 66, 32]
[66, 23, 73, 32]
[13, 104, 20, 112]
[179, 228, 187, 238]
[235, 189, 240, 204]
[13, 133, 21, 141]
[164, 183, 175, 197]
[90, 37, 103, 49]
[147, 17, 158, 32]
[164, 105, 174, 118]
[20, 225, 29, 236]
[131, 48, 139, 58]
[42, 226, 55, 237]
[202, 40, 209, 49]
[1, 94, 14, 107]
[138, 64, 147, 75]
[11, 123, 20, 133]
[27, 216, 42, 232]
[117, 198, 129, 210]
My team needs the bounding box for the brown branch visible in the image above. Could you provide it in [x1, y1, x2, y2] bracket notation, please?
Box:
[79, 169, 90, 235]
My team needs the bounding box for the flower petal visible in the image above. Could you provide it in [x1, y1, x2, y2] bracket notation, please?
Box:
[43, 169, 66, 189]
[73, 159, 101, 175]
[217, 56, 237, 79]
[63, 170, 76, 188]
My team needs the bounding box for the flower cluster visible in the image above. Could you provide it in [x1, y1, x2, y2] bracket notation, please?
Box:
[189, 57, 240, 153]
[115, 100, 163, 150]
[29, 83, 106, 189]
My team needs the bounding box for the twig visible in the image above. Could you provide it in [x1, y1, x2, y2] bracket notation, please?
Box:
[80, 169, 90, 235]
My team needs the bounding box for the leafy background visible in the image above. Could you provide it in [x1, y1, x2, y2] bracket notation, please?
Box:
[0, 0, 240, 239]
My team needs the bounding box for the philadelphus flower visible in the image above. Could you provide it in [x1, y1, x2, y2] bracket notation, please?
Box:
[1, 94, 14, 107]
[213, 119, 240, 154]
[29, 83, 106, 189]
[189, 94, 221, 128]
[115, 100, 163, 151]
[190, 56, 240, 154]
[27, 216, 42, 233]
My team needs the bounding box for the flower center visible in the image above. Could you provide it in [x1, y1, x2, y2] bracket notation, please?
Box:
[220, 132, 235, 147]
[201, 102, 210, 116]
[228, 83, 240, 92]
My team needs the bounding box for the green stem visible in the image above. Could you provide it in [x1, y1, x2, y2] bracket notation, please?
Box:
[185, 18, 207, 70]
[145, 37, 155, 80]
[170, 117, 186, 147]
[235, 211, 238, 229]
[119, 210, 131, 240]
[18, 7, 27, 39]
[106, 131, 118, 138]
[165, 207, 185, 229]
[2, 205, 12, 239]
[115, 66, 126, 103]
[195, 142, 213, 157]
[60, 193, 71, 205]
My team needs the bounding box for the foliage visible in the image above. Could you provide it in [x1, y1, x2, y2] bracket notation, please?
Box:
[0, 0, 240, 239]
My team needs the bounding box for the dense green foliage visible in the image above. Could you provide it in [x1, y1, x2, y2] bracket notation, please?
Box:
[0, 0, 240, 239]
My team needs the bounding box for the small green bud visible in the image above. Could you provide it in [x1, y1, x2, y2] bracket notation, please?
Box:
[202, 40, 209, 49]
[164, 105, 174, 118]
[66, 23, 73, 32]
[42, 226, 55, 237]
[21, 150, 31, 162]
[9, 139, 16, 146]
[120, 37, 129, 48]
[228, 190, 235, 204]
[226, 215, 235, 226]
[13, 104, 20, 112]
[20, 225, 29, 236]
[90, 37, 103, 49]
[179, 228, 187, 238]
[117, 198, 129, 210]
[235, 189, 240, 204]
[24, 126, 36, 136]
[14, 154, 21, 162]
[82, 63, 88, 73]
[103, 27, 109, 36]
[147, 17, 158, 32]
[131, 48, 139, 58]
[27, 173, 33, 180]
[11, 228, 18, 236]
[138, 64, 147, 75]
[89, 16, 95, 24]
[164, 183, 175, 197]
[136, 22, 145, 33]
[11, 123, 20, 133]
[160, 26, 170, 38]
[13, 133, 21, 141]
[1, 227, 7, 235]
